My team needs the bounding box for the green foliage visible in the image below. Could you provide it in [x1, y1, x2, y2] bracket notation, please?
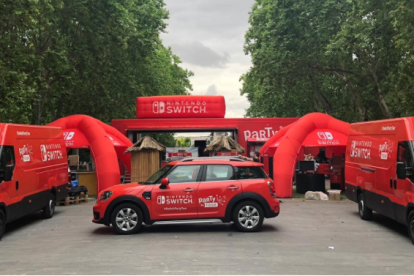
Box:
[176, 137, 191, 147]
[242, 0, 414, 122]
[0, 0, 192, 124]
[145, 133, 176, 147]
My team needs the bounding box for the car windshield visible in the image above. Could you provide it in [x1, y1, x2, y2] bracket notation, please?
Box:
[142, 165, 173, 184]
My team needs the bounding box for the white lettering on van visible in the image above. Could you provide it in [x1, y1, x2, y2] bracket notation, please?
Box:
[382, 126, 395, 131]
[350, 140, 372, 160]
[379, 141, 394, 160]
[16, 131, 30, 136]
[40, 144, 63, 162]
[18, 144, 33, 162]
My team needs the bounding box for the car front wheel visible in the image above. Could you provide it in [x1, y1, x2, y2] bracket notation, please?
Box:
[111, 203, 143, 235]
[233, 201, 264, 232]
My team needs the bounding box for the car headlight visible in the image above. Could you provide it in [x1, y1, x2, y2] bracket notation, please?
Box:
[99, 191, 113, 202]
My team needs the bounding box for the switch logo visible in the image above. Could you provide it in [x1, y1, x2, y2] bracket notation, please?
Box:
[153, 102, 165, 114]
[63, 131, 75, 140]
[157, 196, 166, 205]
[317, 132, 333, 140]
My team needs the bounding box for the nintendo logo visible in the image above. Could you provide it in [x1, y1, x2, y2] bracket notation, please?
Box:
[40, 145, 48, 162]
[153, 101, 165, 114]
[63, 131, 75, 140]
[317, 132, 333, 140]
[157, 196, 166, 205]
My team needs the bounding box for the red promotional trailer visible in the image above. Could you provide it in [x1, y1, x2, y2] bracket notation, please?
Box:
[136, 95, 226, 119]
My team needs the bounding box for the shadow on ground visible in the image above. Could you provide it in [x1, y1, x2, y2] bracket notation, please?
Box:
[350, 211, 408, 240]
[4, 210, 64, 238]
[92, 222, 278, 236]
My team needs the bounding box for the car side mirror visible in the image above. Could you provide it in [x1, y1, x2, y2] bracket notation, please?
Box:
[160, 178, 170, 187]
[397, 162, 407, 180]
[4, 166, 13, 181]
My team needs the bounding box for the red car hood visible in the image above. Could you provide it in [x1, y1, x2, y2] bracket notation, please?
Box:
[105, 183, 147, 195]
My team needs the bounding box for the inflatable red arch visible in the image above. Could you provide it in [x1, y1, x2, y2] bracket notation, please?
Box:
[260, 113, 350, 198]
[48, 115, 133, 193]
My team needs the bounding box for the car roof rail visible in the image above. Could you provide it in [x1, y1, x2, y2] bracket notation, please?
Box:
[181, 156, 245, 162]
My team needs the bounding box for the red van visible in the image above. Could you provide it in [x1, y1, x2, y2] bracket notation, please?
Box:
[0, 124, 68, 239]
[345, 118, 414, 243]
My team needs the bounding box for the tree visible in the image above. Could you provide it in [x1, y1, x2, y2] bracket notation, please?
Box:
[146, 133, 176, 147]
[176, 137, 191, 147]
[241, 0, 414, 122]
[0, 0, 193, 124]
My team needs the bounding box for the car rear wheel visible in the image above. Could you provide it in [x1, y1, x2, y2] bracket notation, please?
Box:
[42, 193, 56, 219]
[0, 210, 5, 240]
[233, 201, 264, 232]
[111, 203, 143, 235]
[407, 211, 414, 245]
[358, 193, 372, 220]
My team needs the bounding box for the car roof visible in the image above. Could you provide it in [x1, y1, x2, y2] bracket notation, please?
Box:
[167, 157, 264, 167]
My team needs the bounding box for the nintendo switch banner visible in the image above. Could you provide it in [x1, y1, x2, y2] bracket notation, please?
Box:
[136, 96, 226, 119]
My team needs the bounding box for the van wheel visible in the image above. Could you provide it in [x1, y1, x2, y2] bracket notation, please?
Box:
[233, 201, 264, 232]
[42, 194, 56, 219]
[0, 210, 5, 240]
[111, 203, 143, 235]
[407, 211, 414, 244]
[358, 193, 372, 220]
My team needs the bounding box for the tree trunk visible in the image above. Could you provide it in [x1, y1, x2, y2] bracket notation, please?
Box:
[309, 75, 332, 114]
[375, 89, 392, 119]
[333, 72, 365, 120]
[367, 66, 392, 119]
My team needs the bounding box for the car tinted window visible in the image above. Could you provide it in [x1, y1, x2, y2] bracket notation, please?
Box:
[235, 166, 267, 180]
[205, 165, 235, 181]
[167, 165, 201, 184]
[144, 165, 173, 184]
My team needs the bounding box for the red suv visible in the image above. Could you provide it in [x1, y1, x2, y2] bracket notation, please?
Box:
[92, 157, 280, 234]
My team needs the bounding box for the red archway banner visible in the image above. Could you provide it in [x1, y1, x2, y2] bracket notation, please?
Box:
[48, 115, 133, 193]
[264, 113, 350, 198]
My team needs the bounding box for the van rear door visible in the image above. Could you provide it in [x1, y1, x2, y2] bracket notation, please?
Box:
[394, 141, 414, 223]
[0, 146, 19, 221]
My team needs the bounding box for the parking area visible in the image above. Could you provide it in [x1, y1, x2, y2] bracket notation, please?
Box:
[1, 199, 413, 275]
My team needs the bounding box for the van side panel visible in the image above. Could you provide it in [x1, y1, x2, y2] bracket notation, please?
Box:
[346, 118, 412, 224]
[0, 124, 68, 222]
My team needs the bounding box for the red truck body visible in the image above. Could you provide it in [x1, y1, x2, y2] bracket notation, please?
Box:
[345, 118, 414, 242]
[0, 124, 68, 237]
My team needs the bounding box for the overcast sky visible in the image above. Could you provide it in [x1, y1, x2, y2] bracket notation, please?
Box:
[160, 0, 255, 118]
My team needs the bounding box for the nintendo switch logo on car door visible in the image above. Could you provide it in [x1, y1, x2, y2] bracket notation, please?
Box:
[153, 102, 165, 114]
[317, 132, 333, 140]
[157, 196, 166, 204]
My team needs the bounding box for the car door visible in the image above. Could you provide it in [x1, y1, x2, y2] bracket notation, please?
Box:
[151, 165, 201, 220]
[197, 165, 242, 219]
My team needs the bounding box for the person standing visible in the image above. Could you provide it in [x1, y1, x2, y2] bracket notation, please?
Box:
[239, 151, 261, 162]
